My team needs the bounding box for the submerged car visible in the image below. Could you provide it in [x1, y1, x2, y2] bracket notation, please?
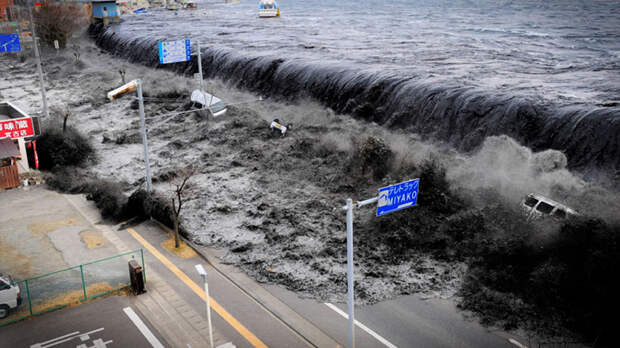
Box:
[191, 89, 228, 117]
[521, 193, 579, 221]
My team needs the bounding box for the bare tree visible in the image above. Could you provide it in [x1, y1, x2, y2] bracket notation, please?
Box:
[33, 3, 87, 48]
[170, 168, 195, 248]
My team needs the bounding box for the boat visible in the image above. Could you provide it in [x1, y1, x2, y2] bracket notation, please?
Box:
[179, 0, 197, 9]
[191, 90, 228, 117]
[258, 0, 280, 18]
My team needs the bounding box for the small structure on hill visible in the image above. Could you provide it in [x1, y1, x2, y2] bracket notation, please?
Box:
[90, 0, 120, 25]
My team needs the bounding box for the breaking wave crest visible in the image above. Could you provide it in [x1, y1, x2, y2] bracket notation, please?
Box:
[89, 24, 619, 183]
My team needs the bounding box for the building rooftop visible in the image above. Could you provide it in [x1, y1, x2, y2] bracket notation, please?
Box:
[0, 101, 28, 121]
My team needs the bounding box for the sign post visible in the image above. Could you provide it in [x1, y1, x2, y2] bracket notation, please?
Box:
[341, 178, 420, 348]
[345, 198, 355, 348]
[196, 41, 204, 92]
[195, 41, 214, 113]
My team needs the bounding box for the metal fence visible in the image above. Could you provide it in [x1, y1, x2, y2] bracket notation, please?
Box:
[0, 249, 144, 327]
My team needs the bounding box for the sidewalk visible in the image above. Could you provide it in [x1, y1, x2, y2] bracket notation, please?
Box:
[64, 192, 232, 348]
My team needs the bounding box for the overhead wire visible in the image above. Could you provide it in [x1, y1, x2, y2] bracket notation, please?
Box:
[141, 97, 265, 120]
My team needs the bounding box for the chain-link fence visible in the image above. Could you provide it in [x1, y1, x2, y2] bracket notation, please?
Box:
[0, 249, 144, 327]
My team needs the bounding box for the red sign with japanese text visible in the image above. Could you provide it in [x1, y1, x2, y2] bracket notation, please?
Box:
[0, 117, 35, 139]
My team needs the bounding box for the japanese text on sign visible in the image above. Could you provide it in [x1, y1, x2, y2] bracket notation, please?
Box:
[0, 117, 35, 139]
[158, 39, 191, 64]
[377, 178, 419, 216]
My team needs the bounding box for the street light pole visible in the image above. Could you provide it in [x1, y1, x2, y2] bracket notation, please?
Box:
[195, 264, 214, 348]
[27, 4, 49, 118]
[136, 79, 152, 192]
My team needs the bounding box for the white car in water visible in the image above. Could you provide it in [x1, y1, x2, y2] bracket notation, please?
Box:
[521, 193, 579, 221]
[191, 89, 228, 117]
[0, 274, 22, 319]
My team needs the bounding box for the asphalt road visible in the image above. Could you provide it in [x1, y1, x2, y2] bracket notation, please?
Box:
[266, 284, 515, 348]
[0, 296, 166, 348]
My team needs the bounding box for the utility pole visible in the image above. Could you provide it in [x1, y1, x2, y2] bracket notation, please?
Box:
[136, 79, 152, 192]
[27, 5, 49, 118]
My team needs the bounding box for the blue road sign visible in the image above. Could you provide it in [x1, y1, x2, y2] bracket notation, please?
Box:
[0, 34, 21, 53]
[158, 39, 191, 64]
[377, 178, 419, 216]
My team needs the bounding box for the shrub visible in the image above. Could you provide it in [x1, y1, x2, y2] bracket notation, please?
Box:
[44, 166, 89, 193]
[33, 3, 87, 48]
[36, 126, 94, 170]
[350, 135, 393, 180]
[85, 180, 127, 219]
[124, 189, 187, 237]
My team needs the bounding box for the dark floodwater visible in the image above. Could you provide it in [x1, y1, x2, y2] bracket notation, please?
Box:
[117, 0, 620, 105]
[93, 0, 620, 177]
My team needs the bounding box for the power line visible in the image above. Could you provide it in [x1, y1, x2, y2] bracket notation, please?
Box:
[142, 97, 264, 121]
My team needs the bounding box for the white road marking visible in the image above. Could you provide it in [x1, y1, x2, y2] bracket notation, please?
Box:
[324, 302, 398, 348]
[123, 307, 165, 348]
[31, 331, 79, 347]
[31, 329, 105, 348]
[508, 338, 528, 348]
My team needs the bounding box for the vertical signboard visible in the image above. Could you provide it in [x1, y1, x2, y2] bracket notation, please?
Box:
[158, 39, 191, 64]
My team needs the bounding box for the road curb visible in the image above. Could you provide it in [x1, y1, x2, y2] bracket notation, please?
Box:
[149, 218, 342, 348]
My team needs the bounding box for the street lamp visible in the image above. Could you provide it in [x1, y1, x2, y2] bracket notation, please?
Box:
[195, 264, 214, 348]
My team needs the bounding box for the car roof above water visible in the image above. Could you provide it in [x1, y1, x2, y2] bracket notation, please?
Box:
[523, 193, 579, 218]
